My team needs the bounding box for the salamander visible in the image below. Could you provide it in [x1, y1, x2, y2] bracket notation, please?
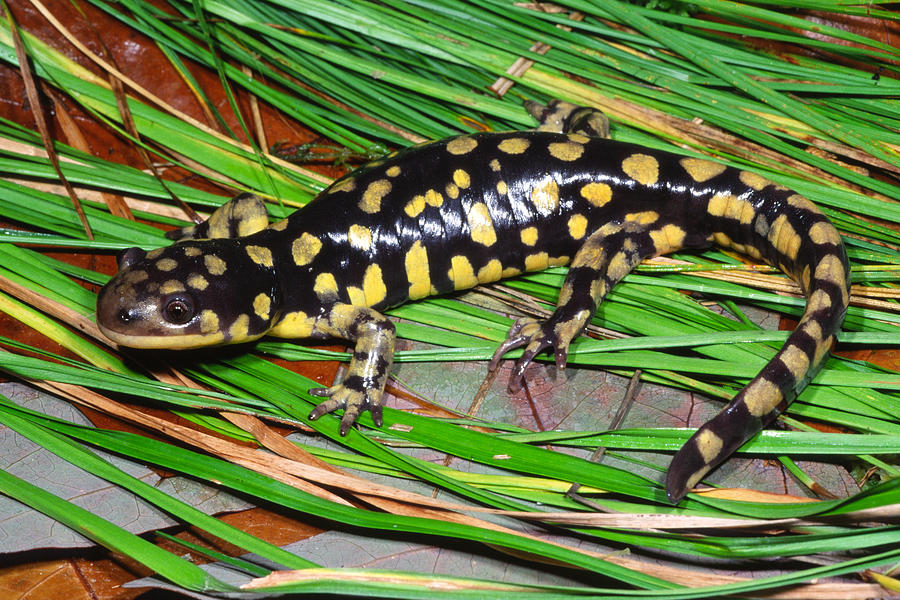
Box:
[95, 101, 850, 503]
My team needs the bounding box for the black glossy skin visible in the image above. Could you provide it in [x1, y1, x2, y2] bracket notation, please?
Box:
[264, 133, 717, 313]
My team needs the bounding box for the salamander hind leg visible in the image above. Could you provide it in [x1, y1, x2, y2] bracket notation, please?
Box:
[491, 221, 657, 392]
[306, 304, 396, 435]
[524, 99, 610, 138]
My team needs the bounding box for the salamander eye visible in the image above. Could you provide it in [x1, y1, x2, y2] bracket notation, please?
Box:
[163, 296, 194, 324]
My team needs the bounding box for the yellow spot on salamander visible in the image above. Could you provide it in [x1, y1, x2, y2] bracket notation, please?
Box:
[813, 334, 833, 367]
[199, 309, 219, 334]
[787, 194, 822, 215]
[424, 188, 443, 207]
[187, 274, 208, 290]
[467, 202, 497, 246]
[501, 266, 521, 278]
[446, 136, 478, 155]
[744, 244, 763, 260]
[801, 319, 822, 345]
[453, 169, 471, 189]
[183, 247, 202, 257]
[270, 311, 315, 338]
[124, 270, 148, 285]
[229, 314, 250, 340]
[580, 182, 612, 207]
[270, 219, 289, 231]
[497, 137, 530, 154]
[548, 140, 584, 161]
[809, 222, 841, 246]
[292, 233, 323, 266]
[445, 182, 459, 199]
[363, 264, 387, 306]
[404, 196, 426, 218]
[386, 165, 401, 177]
[553, 312, 588, 348]
[650, 224, 687, 253]
[405, 189, 443, 217]
[780, 344, 810, 379]
[314, 272, 338, 299]
[489, 158, 501, 172]
[236, 213, 270, 238]
[359, 179, 391, 214]
[205, 255, 226, 276]
[769, 214, 801, 261]
[625, 211, 659, 225]
[573, 244, 603, 268]
[622, 153, 659, 186]
[680, 157, 727, 182]
[448, 255, 478, 290]
[496, 180, 507, 195]
[348, 224, 372, 250]
[156, 258, 177, 272]
[405, 240, 431, 299]
[739, 170, 772, 191]
[557, 283, 573, 307]
[477, 259, 502, 283]
[253, 293, 271, 320]
[684, 469, 708, 494]
[329, 176, 356, 194]
[245, 245, 273, 267]
[525, 252, 549, 271]
[607, 251, 631, 281]
[520, 226, 538, 246]
[530, 177, 559, 215]
[707, 194, 727, 216]
[754, 214, 770, 238]
[713, 234, 758, 260]
[801, 265, 811, 292]
[695, 429, 724, 464]
[808, 289, 832, 311]
[346, 286, 365, 306]
[160, 280, 185, 295]
[742, 377, 784, 418]
[568, 214, 587, 239]
[707, 193, 756, 225]
[146, 249, 163, 260]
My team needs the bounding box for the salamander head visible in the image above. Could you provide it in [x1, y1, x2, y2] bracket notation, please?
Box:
[96, 240, 281, 349]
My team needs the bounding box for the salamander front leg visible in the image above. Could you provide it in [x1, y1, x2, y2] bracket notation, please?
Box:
[491, 222, 653, 392]
[166, 192, 270, 241]
[307, 304, 396, 435]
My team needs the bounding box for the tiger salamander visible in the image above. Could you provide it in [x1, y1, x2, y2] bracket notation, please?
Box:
[96, 101, 850, 503]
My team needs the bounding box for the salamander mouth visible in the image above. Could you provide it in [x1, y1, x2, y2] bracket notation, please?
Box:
[96, 320, 227, 349]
